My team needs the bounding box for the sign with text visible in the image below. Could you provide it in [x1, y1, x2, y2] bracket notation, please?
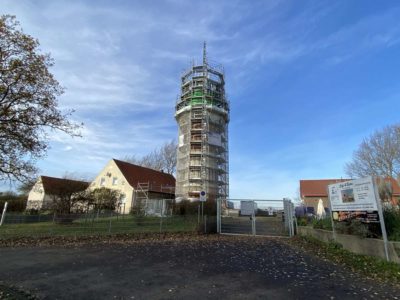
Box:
[332, 211, 379, 223]
[328, 176, 378, 211]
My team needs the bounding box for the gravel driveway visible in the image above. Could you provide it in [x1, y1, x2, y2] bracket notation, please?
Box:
[0, 235, 398, 299]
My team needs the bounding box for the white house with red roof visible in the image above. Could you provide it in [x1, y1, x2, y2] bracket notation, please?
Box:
[90, 159, 175, 214]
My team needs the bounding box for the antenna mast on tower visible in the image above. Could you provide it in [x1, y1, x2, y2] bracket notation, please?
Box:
[203, 41, 207, 66]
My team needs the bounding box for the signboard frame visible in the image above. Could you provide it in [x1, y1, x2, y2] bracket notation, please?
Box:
[327, 177, 389, 261]
[328, 176, 378, 212]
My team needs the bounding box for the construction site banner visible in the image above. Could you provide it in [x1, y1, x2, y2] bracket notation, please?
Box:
[328, 176, 378, 211]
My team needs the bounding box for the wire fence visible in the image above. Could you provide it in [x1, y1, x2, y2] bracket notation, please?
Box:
[0, 211, 216, 240]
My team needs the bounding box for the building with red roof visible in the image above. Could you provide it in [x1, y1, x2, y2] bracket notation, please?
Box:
[90, 159, 175, 214]
[26, 176, 90, 211]
[300, 178, 400, 213]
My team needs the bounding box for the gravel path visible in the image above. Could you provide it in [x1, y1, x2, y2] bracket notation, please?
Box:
[0, 235, 399, 299]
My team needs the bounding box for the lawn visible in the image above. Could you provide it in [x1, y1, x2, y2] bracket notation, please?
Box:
[0, 214, 199, 239]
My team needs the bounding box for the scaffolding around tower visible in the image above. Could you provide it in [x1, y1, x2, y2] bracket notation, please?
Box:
[175, 44, 229, 202]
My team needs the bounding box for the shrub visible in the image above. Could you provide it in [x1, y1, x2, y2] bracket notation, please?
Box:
[383, 207, 400, 241]
[312, 217, 332, 231]
[335, 219, 370, 238]
[173, 199, 217, 216]
[173, 200, 199, 215]
[297, 217, 308, 226]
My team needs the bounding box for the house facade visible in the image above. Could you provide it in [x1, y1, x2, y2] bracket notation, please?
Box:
[26, 176, 89, 211]
[90, 159, 175, 214]
[300, 178, 400, 213]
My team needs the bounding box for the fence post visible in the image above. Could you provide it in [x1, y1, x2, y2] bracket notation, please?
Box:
[216, 198, 221, 234]
[252, 210, 256, 236]
[291, 201, 295, 237]
[160, 199, 164, 233]
[108, 210, 112, 234]
[326, 185, 337, 242]
[0, 202, 8, 226]
[373, 178, 390, 262]
[198, 204, 200, 225]
[293, 202, 298, 235]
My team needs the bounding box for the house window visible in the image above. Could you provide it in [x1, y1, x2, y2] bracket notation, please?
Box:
[112, 177, 118, 185]
[100, 177, 106, 186]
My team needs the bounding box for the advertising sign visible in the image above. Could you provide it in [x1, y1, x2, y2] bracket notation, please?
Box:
[332, 211, 379, 223]
[328, 176, 378, 211]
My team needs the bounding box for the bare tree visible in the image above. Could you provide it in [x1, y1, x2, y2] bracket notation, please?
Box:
[345, 124, 400, 180]
[378, 180, 393, 202]
[140, 149, 164, 172]
[161, 140, 177, 175]
[124, 139, 177, 175]
[17, 178, 36, 195]
[0, 15, 81, 182]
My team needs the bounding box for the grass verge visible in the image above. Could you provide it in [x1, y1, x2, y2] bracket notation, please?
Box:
[0, 215, 199, 240]
[286, 235, 400, 286]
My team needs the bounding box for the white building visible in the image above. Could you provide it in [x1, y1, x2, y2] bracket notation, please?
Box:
[26, 176, 89, 211]
[90, 159, 175, 214]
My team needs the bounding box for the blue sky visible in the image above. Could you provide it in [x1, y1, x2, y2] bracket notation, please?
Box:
[1, 0, 400, 199]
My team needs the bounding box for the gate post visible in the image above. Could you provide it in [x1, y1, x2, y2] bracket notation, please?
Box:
[251, 200, 256, 236]
[216, 198, 221, 233]
[252, 211, 256, 236]
[283, 198, 293, 237]
[289, 200, 294, 237]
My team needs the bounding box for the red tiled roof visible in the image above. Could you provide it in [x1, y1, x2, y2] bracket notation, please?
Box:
[300, 178, 400, 198]
[40, 176, 90, 195]
[300, 179, 349, 197]
[113, 159, 175, 193]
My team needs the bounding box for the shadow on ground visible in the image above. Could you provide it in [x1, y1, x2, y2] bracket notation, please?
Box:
[0, 235, 399, 299]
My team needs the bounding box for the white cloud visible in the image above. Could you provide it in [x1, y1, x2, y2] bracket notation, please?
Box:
[2, 0, 400, 197]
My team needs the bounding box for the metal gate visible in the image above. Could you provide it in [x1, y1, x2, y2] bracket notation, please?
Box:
[217, 199, 295, 237]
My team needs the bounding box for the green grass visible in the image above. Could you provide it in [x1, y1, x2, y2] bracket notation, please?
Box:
[0, 215, 199, 239]
[289, 235, 400, 285]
